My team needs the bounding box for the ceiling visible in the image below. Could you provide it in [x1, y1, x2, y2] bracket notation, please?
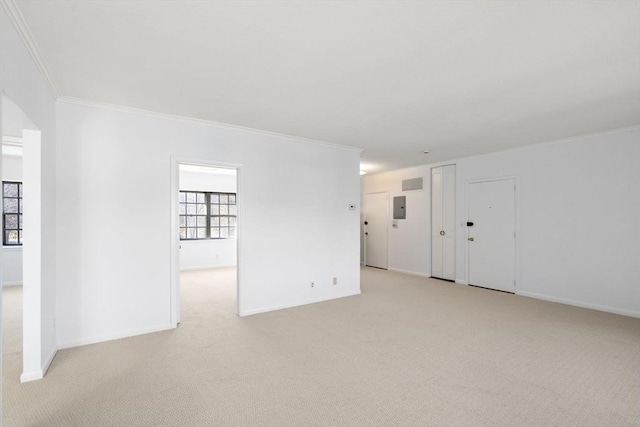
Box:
[10, 0, 640, 173]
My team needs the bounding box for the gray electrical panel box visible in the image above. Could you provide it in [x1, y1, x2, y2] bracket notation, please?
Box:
[393, 196, 406, 219]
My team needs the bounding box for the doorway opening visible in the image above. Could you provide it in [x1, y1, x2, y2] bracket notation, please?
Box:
[1, 92, 43, 382]
[171, 161, 241, 326]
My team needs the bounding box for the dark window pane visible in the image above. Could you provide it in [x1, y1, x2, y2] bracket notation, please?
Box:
[5, 214, 18, 229]
[220, 194, 228, 204]
[211, 228, 220, 238]
[3, 183, 18, 198]
[4, 198, 18, 213]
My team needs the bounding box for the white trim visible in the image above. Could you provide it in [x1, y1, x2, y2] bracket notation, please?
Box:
[455, 279, 468, 285]
[58, 97, 363, 154]
[20, 369, 43, 383]
[2, 281, 22, 287]
[517, 291, 640, 319]
[180, 264, 236, 272]
[0, 0, 59, 98]
[20, 343, 56, 382]
[241, 291, 362, 317]
[41, 345, 57, 376]
[57, 324, 173, 350]
[387, 267, 429, 278]
[2, 245, 23, 252]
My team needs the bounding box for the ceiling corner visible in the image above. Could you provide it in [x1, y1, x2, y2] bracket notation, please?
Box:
[1, 0, 60, 99]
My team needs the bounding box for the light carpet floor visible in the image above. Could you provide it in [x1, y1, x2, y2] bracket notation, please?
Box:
[2, 285, 22, 356]
[3, 267, 640, 426]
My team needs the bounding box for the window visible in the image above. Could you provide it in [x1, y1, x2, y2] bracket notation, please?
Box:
[3, 181, 23, 246]
[179, 191, 236, 240]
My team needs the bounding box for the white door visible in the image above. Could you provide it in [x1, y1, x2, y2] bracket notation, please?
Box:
[467, 179, 516, 292]
[431, 165, 456, 280]
[364, 192, 388, 269]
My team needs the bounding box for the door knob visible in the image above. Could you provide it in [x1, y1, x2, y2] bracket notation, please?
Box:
[440, 230, 445, 236]
[365, 232, 368, 235]
[468, 237, 474, 241]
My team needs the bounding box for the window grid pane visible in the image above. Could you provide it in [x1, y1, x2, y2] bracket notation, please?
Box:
[2, 181, 22, 245]
[179, 190, 236, 241]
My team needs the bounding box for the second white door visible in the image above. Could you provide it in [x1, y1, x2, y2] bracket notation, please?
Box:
[364, 192, 388, 269]
[431, 165, 456, 280]
[467, 178, 516, 292]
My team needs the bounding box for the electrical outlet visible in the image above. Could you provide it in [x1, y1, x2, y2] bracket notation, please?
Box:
[333, 277, 337, 285]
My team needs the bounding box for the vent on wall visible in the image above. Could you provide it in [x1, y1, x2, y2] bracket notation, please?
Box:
[402, 177, 423, 191]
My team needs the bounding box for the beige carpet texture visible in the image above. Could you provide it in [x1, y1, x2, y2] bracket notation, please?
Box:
[3, 267, 640, 426]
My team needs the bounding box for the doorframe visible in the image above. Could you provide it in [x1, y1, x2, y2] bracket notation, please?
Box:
[170, 157, 244, 326]
[464, 175, 519, 291]
[363, 191, 389, 269]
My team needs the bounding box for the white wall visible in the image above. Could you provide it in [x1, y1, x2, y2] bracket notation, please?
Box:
[1, 8, 58, 380]
[361, 128, 640, 317]
[56, 101, 361, 348]
[2, 154, 23, 286]
[361, 166, 430, 276]
[454, 128, 640, 317]
[179, 169, 237, 270]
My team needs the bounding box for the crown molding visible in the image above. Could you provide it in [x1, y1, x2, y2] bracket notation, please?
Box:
[57, 96, 364, 153]
[1, 0, 59, 98]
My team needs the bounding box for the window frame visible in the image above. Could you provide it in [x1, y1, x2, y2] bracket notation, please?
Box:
[3, 180, 23, 246]
[179, 190, 237, 241]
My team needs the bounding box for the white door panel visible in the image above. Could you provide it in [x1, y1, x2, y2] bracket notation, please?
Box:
[432, 165, 455, 280]
[468, 179, 516, 292]
[364, 192, 388, 269]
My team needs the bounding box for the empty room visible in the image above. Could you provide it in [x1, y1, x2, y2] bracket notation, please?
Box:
[1, 1, 639, 426]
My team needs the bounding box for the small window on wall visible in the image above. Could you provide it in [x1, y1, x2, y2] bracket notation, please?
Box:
[179, 191, 236, 240]
[3, 181, 23, 245]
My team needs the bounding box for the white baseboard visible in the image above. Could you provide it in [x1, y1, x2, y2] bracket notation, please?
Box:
[20, 369, 43, 383]
[2, 281, 23, 287]
[517, 291, 640, 318]
[19, 344, 58, 383]
[180, 264, 236, 272]
[455, 279, 468, 285]
[241, 290, 362, 317]
[57, 323, 174, 350]
[387, 267, 430, 277]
